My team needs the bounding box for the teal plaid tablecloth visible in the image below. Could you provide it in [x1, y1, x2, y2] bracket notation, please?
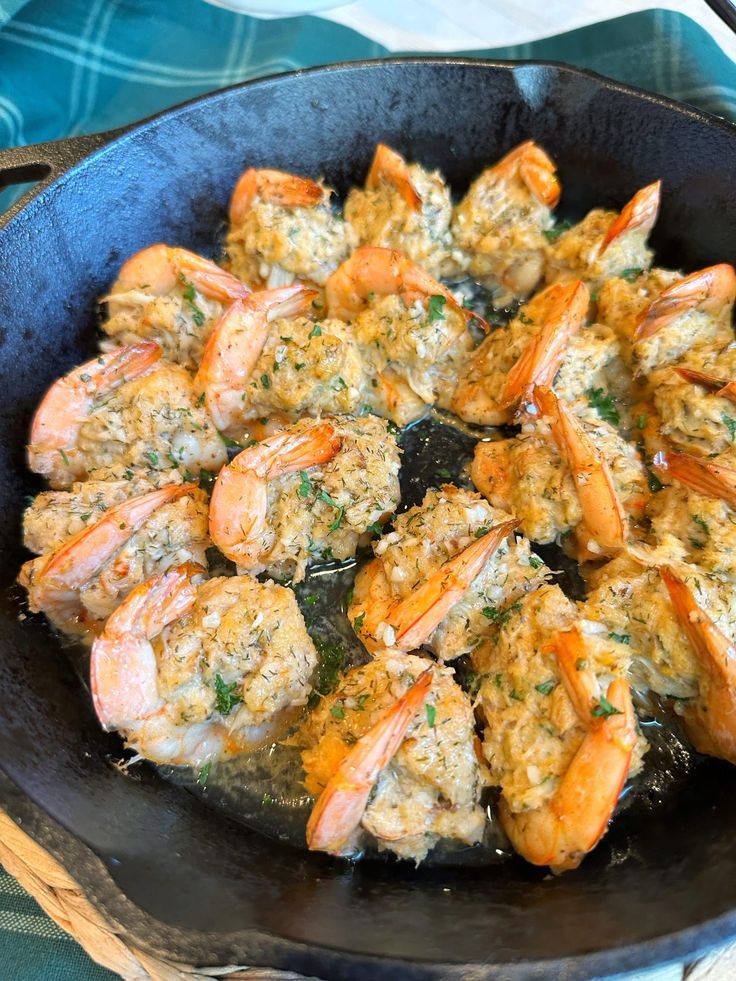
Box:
[2, 2, 736, 979]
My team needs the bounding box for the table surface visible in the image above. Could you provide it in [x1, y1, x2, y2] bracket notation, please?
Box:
[2, 2, 736, 979]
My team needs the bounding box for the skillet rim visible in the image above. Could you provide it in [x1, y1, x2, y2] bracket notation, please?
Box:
[2, 55, 736, 979]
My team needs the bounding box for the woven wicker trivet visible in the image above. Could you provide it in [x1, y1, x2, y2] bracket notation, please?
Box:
[0, 810, 316, 981]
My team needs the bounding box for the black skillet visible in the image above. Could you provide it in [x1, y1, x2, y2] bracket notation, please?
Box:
[2, 59, 736, 981]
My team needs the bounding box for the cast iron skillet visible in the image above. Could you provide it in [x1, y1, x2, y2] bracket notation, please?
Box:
[2, 58, 736, 981]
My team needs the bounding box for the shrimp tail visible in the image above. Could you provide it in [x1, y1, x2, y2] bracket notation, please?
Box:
[367, 143, 422, 211]
[598, 181, 661, 256]
[675, 366, 736, 405]
[386, 519, 520, 650]
[634, 263, 736, 340]
[531, 385, 626, 553]
[499, 280, 589, 410]
[500, 677, 636, 872]
[653, 450, 736, 508]
[661, 566, 736, 764]
[306, 668, 433, 855]
[19, 483, 199, 618]
[91, 562, 203, 730]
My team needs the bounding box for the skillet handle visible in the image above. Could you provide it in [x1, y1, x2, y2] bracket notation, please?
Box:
[0, 128, 125, 222]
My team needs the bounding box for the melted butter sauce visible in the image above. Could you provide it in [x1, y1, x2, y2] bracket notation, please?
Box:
[159, 409, 693, 867]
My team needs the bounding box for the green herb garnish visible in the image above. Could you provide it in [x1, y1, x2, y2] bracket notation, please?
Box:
[609, 632, 631, 645]
[592, 696, 622, 719]
[542, 219, 572, 242]
[427, 294, 447, 323]
[586, 387, 620, 426]
[180, 275, 206, 326]
[535, 680, 556, 696]
[425, 704, 436, 727]
[214, 674, 243, 715]
[620, 267, 643, 283]
[722, 414, 736, 441]
[298, 470, 312, 498]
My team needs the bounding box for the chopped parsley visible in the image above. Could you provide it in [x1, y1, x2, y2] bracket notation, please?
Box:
[196, 762, 211, 787]
[199, 469, 216, 493]
[586, 387, 620, 426]
[356, 693, 370, 711]
[535, 680, 556, 696]
[79, 512, 92, 523]
[319, 489, 344, 531]
[214, 674, 243, 715]
[436, 467, 452, 480]
[297, 470, 313, 498]
[474, 526, 490, 538]
[218, 432, 241, 449]
[353, 611, 366, 632]
[309, 323, 322, 339]
[330, 704, 345, 720]
[542, 218, 572, 242]
[260, 373, 271, 389]
[427, 294, 447, 323]
[529, 554, 544, 570]
[722, 413, 736, 441]
[425, 704, 436, 727]
[592, 696, 622, 719]
[518, 312, 534, 325]
[510, 689, 524, 701]
[609, 632, 631, 645]
[59, 448, 70, 466]
[367, 522, 383, 535]
[196, 391, 206, 408]
[693, 514, 710, 535]
[145, 450, 159, 467]
[180, 275, 206, 326]
[312, 639, 347, 699]
[333, 376, 347, 391]
[637, 412, 648, 430]
[481, 602, 521, 626]
[620, 267, 643, 283]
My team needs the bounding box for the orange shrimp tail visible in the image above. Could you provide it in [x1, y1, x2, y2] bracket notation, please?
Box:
[634, 263, 736, 341]
[492, 140, 560, 207]
[91, 562, 203, 729]
[553, 627, 599, 721]
[598, 180, 661, 256]
[531, 385, 626, 552]
[367, 143, 422, 211]
[500, 677, 635, 872]
[306, 668, 433, 855]
[653, 450, 736, 508]
[675, 366, 736, 405]
[230, 167, 325, 224]
[27, 483, 199, 596]
[661, 566, 736, 763]
[500, 280, 588, 410]
[389, 520, 519, 650]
